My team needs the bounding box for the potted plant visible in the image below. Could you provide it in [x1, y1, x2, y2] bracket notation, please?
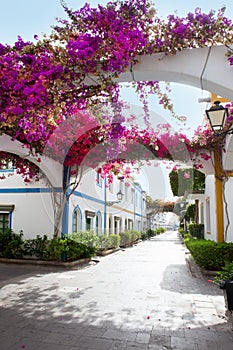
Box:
[213, 263, 233, 312]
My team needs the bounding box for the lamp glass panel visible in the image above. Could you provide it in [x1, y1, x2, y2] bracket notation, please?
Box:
[207, 109, 226, 130]
[117, 190, 123, 201]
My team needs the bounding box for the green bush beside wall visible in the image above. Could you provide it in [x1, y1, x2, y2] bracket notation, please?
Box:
[185, 238, 233, 270]
[188, 223, 204, 239]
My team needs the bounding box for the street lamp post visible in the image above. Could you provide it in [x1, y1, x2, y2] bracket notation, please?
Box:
[205, 101, 231, 242]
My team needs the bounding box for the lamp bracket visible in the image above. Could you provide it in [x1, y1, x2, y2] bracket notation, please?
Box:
[106, 201, 121, 207]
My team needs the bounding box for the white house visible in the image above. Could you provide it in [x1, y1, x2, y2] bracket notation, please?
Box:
[0, 162, 147, 239]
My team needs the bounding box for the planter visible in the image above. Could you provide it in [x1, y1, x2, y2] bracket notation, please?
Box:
[220, 280, 233, 311]
[96, 247, 120, 256]
[0, 257, 91, 268]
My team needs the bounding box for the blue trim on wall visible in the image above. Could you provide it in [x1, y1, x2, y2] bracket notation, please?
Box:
[71, 189, 105, 205]
[0, 169, 14, 173]
[135, 212, 144, 218]
[0, 187, 104, 204]
[0, 188, 62, 193]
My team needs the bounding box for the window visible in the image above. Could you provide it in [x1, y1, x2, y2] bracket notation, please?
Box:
[124, 184, 128, 201]
[143, 198, 146, 210]
[73, 207, 82, 233]
[0, 213, 9, 234]
[200, 203, 204, 224]
[95, 212, 102, 236]
[0, 205, 14, 234]
[86, 217, 91, 230]
[96, 172, 103, 187]
[85, 210, 95, 231]
[131, 189, 135, 204]
[108, 216, 112, 235]
[109, 182, 113, 193]
[205, 197, 211, 234]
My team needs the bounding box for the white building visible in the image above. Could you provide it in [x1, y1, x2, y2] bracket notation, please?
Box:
[0, 163, 147, 239]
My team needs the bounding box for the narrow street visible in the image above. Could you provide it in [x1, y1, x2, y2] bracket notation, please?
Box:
[0, 231, 232, 349]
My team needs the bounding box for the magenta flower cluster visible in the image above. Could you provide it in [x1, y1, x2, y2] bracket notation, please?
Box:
[0, 0, 233, 182]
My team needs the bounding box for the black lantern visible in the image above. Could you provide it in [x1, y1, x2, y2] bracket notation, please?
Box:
[106, 189, 124, 206]
[116, 189, 124, 201]
[205, 101, 229, 131]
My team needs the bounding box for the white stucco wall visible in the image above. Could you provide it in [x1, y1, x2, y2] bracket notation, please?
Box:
[203, 175, 233, 243]
[204, 175, 217, 241]
[0, 173, 55, 239]
[223, 177, 233, 242]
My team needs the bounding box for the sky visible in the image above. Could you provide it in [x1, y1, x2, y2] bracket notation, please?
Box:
[1, 0, 232, 200]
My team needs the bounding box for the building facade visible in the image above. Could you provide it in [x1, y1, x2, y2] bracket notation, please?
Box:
[0, 164, 147, 239]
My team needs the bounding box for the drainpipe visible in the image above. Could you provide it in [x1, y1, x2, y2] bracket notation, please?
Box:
[104, 177, 107, 235]
[214, 150, 224, 243]
[61, 165, 70, 238]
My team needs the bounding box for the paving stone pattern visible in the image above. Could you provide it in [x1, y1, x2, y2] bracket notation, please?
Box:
[0, 231, 232, 349]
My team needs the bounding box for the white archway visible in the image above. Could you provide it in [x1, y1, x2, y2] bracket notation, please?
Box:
[117, 45, 233, 101]
[0, 134, 63, 187]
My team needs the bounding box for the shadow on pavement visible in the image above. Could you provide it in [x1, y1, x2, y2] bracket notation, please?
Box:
[0, 282, 232, 350]
[160, 263, 221, 296]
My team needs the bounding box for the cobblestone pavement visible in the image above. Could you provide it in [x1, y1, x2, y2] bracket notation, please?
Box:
[0, 231, 232, 349]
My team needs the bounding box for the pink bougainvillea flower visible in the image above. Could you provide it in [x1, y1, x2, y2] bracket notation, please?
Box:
[183, 172, 190, 179]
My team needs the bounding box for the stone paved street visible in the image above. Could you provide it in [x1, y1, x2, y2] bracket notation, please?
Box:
[0, 231, 232, 349]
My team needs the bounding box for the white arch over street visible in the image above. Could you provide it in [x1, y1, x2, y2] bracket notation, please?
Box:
[0, 134, 63, 187]
[1, 44, 233, 180]
[117, 45, 233, 101]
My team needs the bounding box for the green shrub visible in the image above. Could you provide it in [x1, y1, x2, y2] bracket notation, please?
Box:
[119, 231, 132, 246]
[147, 229, 155, 238]
[155, 227, 166, 234]
[45, 238, 65, 261]
[66, 238, 97, 260]
[178, 229, 187, 238]
[71, 230, 100, 248]
[107, 234, 121, 249]
[98, 234, 109, 250]
[0, 230, 98, 262]
[0, 229, 24, 258]
[23, 235, 49, 259]
[130, 230, 141, 242]
[188, 224, 204, 239]
[147, 227, 166, 238]
[141, 231, 148, 240]
[185, 239, 233, 270]
[213, 262, 233, 285]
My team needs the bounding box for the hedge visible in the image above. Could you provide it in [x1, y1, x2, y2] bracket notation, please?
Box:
[188, 223, 204, 239]
[0, 230, 97, 261]
[119, 230, 141, 247]
[185, 238, 233, 270]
